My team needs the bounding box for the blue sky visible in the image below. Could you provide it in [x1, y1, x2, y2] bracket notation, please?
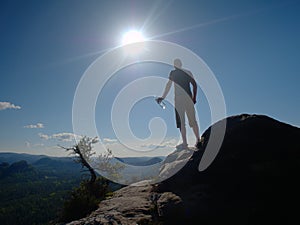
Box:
[0, 0, 299, 157]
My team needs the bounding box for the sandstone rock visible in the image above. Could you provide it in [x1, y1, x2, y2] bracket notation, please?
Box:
[156, 192, 184, 221]
[67, 185, 154, 225]
[67, 114, 300, 225]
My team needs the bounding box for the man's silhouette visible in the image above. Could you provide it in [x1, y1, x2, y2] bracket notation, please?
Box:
[157, 58, 201, 149]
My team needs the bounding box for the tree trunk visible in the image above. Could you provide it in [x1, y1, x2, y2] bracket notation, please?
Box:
[78, 150, 97, 184]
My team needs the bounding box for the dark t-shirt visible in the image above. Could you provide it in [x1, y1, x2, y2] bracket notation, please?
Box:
[169, 68, 193, 98]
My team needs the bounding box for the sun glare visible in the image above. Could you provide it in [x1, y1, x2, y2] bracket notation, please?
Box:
[121, 30, 145, 46]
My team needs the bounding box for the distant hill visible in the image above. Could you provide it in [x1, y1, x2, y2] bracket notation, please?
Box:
[0, 154, 86, 225]
[0, 153, 84, 175]
[0, 152, 166, 183]
[115, 156, 163, 166]
[33, 156, 82, 175]
[0, 152, 47, 164]
[0, 160, 34, 177]
[0, 152, 165, 224]
[0, 152, 164, 167]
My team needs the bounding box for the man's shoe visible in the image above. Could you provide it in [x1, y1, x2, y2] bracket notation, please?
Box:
[176, 143, 188, 150]
[195, 140, 202, 149]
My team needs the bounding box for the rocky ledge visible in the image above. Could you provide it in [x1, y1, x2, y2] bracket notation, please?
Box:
[67, 114, 300, 225]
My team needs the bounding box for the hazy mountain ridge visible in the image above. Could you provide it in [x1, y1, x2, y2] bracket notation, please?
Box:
[0, 160, 34, 178]
[0, 152, 49, 164]
[0, 152, 165, 167]
[0, 152, 167, 224]
[115, 156, 163, 166]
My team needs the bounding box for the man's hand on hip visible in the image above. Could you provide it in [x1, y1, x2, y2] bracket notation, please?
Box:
[192, 96, 197, 104]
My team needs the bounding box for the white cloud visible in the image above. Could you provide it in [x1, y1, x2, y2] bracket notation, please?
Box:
[38, 133, 51, 140]
[34, 143, 44, 147]
[25, 141, 44, 148]
[141, 143, 170, 149]
[24, 123, 44, 129]
[141, 138, 177, 149]
[25, 141, 31, 148]
[0, 101, 21, 110]
[38, 132, 81, 142]
[102, 138, 118, 143]
[52, 132, 79, 142]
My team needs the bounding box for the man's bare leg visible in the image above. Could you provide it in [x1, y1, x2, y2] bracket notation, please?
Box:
[192, 123, 201, 141]
[180, 125, 188, 146]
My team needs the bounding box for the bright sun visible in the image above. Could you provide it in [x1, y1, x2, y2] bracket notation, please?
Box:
[121, 30, 145, 45]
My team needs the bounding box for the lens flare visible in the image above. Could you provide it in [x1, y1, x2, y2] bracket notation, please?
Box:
[121, 30, 145, 45]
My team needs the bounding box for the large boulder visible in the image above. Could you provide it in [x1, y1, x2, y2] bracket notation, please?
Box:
[157, 114, 300, 224]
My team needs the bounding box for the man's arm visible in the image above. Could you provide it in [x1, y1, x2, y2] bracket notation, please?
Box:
[191, 78, 197, 104]
[186, 70, 197, 104]
[158, 80, 172, 103]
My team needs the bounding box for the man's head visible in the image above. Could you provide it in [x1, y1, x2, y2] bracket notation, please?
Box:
[174, 58, 182, 69]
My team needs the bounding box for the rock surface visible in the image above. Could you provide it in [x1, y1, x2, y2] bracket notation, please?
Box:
[67, 114, 300, 225]
[67, 185, 155, 225]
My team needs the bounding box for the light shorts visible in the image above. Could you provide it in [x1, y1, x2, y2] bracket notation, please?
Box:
[174, 95, 197, 129]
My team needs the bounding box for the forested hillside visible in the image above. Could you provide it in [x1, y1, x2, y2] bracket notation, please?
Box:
[0, 155, 83, 225]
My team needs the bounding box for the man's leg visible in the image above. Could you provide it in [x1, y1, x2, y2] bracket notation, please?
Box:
[175, 97, 188, 148]
[186, 98, 201, 146]
[192, 123, 200, 142]
[180, 124, 187, 145]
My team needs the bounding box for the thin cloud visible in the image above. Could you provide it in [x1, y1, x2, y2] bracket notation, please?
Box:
[141, 143, 172, 149]
[25, 141, 45, 148]
[25, 141, 31, 148]
[24, 123, 44, 129]
[38, 132, 81, 142]
[103, 138, 118, 143]
[38, 133, 51, 140]
[52, 132, 80, 142]
[141, 138, 177, 149]
[34, 143, 44, 147]
[0, 101, 21, 110]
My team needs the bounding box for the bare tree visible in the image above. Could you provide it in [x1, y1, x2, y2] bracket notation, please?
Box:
[96, 148, 125, 181]
[60, 136, 98, 184]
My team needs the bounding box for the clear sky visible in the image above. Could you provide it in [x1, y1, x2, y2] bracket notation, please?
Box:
[1, 0, 299, 157]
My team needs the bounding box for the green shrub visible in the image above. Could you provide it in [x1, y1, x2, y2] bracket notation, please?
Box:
[59, 177, 109, 223]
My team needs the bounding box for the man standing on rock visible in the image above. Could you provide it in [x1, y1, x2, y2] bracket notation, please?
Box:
[157, 58, 201, 149]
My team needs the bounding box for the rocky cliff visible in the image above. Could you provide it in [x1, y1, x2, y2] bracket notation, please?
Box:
[67, 114, 300, 225]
